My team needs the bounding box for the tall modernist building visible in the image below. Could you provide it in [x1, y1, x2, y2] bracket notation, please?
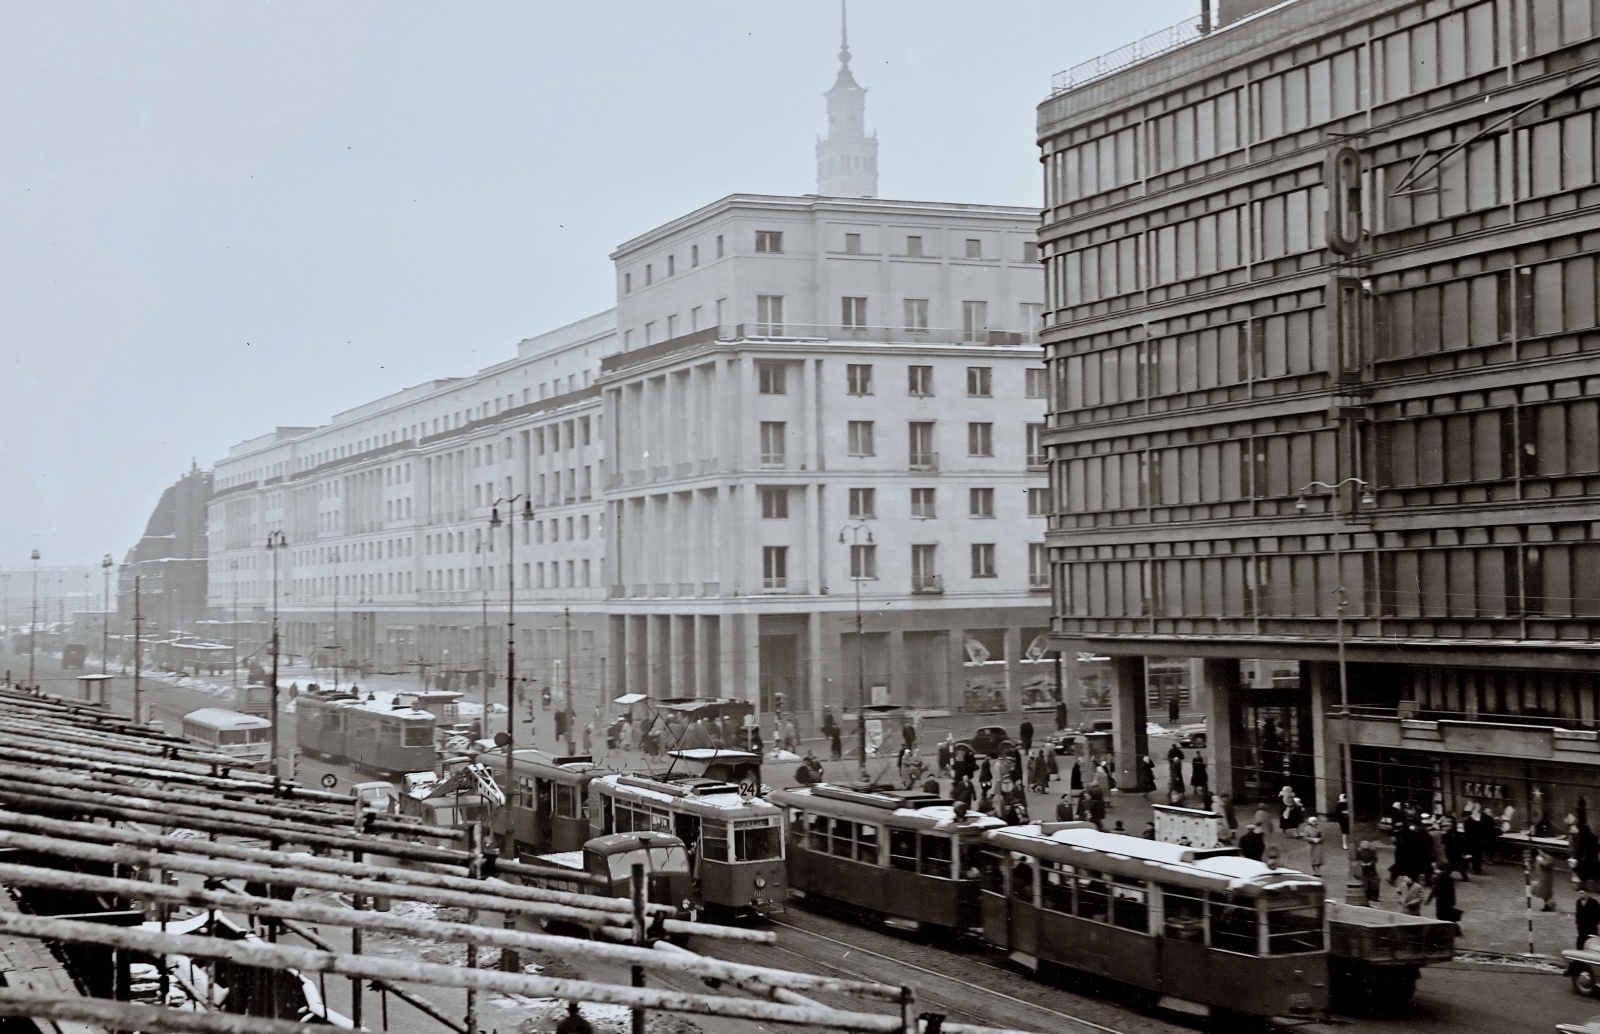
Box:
[205, 30, 1049, 719]
[1039, 0, 1600, 819]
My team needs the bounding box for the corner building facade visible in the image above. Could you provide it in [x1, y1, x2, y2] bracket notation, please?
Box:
[1039, 0, 1600, 821]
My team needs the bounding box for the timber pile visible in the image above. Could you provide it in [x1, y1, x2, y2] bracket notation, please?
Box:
[0, 686, 1043, 1034]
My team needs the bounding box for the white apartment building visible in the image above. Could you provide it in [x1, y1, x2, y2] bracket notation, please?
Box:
[603, 193, 1050, 714]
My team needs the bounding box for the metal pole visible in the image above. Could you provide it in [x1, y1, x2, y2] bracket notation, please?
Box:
[231, 564, 238, 697]
[350, 797, 364, 1030]
[506, 512, 515, 832]
[465, 823, 480, 1034]
[332, 549, 340, 695]
[266, 532, 285, 794]
[133, 577, 142, 723]
[28, 551, 38, 688]
[564, 606, 574, 756]
[101, 556, 112, 675]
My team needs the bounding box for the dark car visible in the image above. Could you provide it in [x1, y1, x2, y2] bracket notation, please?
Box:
[958, 725, 1012, 757]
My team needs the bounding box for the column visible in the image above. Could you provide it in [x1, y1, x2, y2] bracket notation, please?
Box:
[807, 611, 825, 721]
[1200, 657, 1238, 802]
[740, 613, 762, 712]
[1110, 656, 1149, 792]
[668, 614, 688, 697]
[947, 628, 968, 713]
[1305, 660, 1335, 814]
[648, 614, 670, 697]
[1003, 625, 1022, 710]
[626, 614, 646, 695]
[719, 612, 739, 703]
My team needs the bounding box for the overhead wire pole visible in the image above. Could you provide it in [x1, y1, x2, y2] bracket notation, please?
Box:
[838, 522, 873, 782]
[490, 494, 534, 853]
[28, 550, 39, 688]
[133, 577, 142, 722]
[265, 530, 288, 793]
[100, 555, 113, 675]
[1297, 476, 1374, 907]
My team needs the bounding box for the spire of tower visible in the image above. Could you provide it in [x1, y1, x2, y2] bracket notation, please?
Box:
[816, 0, 878, 198]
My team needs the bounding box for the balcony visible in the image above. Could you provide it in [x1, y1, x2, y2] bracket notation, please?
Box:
[759, 453, 787, 469]
[760, 578, 810, 595]
[912, 575, 944, 595]
[736, 323, 1039, 346]
[1029, 574, 1051, 592]
[908, 452, 939, 472]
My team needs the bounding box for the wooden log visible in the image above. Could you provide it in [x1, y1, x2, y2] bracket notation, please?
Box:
[274, 918, 468, 1034]
[0, 989, 327, 1034]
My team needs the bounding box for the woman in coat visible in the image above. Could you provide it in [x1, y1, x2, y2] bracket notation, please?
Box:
[1534, 848, 1558, 911]
[1302, 816, 1326, 875]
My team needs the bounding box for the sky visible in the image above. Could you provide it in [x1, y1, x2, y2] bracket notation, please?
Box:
[0, 1, 1197, 568]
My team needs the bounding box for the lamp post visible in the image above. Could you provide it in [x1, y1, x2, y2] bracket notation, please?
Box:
[27, 550, 39, 688]
[265, 530, 289, 794]
[100, 555, 113, 675]
[1297, 476, 1374, 906]
[477, 541, 490, 726]
[489, 495, 534, 853]
[230, 559, 240, 696]
[838, 522, 873, 782]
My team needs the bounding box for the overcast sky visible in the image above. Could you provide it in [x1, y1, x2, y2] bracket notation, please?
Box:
[0, 1, 1195, 567]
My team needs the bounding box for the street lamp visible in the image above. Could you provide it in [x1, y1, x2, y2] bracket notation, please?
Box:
[1297, 477, 1375, 906]
[100, 555, 113, 675]
[265, 530, 289, 793]
[27, 550, 39, 688]
[489, 495, 534, 853]
[838, 522, 873, 783]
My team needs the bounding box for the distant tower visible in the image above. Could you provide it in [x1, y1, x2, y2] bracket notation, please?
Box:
[815, 1, 878, 198]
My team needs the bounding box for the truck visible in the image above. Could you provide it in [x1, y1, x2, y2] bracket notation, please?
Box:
[1326, 901, 1457, 1012]
[525, 831, 697, 931]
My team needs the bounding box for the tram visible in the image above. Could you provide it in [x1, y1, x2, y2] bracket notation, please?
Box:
[589, 772, 786, 918]
[473, 749, 601, 857]
[980, 823, 1328, 1018]
[295, 690, 360, 759]
[343, 699, 439, 775]
[770, 784, 1005, 931]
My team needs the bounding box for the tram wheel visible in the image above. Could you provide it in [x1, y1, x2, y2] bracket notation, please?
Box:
[1574, 964, 1598, 997]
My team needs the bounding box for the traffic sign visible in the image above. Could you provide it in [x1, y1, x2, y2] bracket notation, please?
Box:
[321, 773, 338, 789]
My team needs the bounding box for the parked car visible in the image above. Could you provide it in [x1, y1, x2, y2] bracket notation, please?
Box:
[351, 780, 398, 815]
[1176, 723, 1209, 749]
[1044, 730, 1077, 755]
[957, 726, 1012, 757]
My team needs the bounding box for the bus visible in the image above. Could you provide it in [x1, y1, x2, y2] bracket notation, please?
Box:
[770, 784, 1005, 931]
[590, 772, 786, 918]
[181, 708, 273, 770]
[980, 823, 1328, 1018]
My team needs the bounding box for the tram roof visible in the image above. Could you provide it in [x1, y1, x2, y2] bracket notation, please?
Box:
[598, 773, 780, 815]
[475, 749, 599, 778]
[770, 785, 1006, 834]
[987, 825, 1325, 895]
[182, 707, 271, 729]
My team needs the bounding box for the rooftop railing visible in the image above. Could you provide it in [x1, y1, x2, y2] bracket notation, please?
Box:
[1050, 15, 1206, 95]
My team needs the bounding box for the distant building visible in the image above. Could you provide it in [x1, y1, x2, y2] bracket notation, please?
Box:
[815, 6, 878, 198]
[1038, 0, 1600, 822]
[119, 463, 212, 642]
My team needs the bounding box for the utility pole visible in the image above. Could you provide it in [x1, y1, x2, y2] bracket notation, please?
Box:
[100, 555, 113, 675]
[28, 550, 39, 688]
[133, 576, 142, 723]
[564, 606, 574, 756]
[265, 530, 288, 793]
[230, 559, 239, 696]
[839, 523, 872, 780]
[490, 495, 533, 853]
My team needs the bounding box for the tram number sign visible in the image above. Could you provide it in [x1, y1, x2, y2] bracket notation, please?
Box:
[1463, 781, 1506, 801]
[734, 817, 776, 829]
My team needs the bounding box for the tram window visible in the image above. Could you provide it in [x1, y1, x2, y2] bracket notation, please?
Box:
[1041, 862, 1074, 913]
[831, 818, 856, 857]
[1111, 878, 1149, 932]
[1076, 872, 1110, 922]
[889, 830, 918, 872]
[958, 841, 984, 880]
[736, 826, 782, 861]
[555, 784, 580, 818]
[1210, 892, 1260, 955]
[980, 849, 1007, 894]
[1010, 856, 1035, 903]
[403, 725, 432, 747]
[1161, 886, 1206, 943]
[1266, 895, 1324, 955]
[378, 721, 401, 745]
[856, 824, 881, 865]
[702, 825, 729, 862]
[808, 815, 831, 852]
[920, 835, 954, 879]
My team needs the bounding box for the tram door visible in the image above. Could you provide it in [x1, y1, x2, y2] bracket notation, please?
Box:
[978, 849, 1011, 946]
[535, 778, 555, 849]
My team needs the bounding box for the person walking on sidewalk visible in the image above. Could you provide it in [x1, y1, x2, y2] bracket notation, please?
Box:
[1396, 875, 1425, 916]
[1578, 888, 1600, 950]
[1189, 753, 1208, 797]
[1019, 717, 1034, 753]
[1239, 823, 1266, 862]
[1356, 841, 1381, 903]
[1334, 794, 1350, 851]
[1302, 816, 1326, 876]
[1441, 815, 1471, 882]
[1425, 863, 1461, 925]
[1534, 848, 1559, 911]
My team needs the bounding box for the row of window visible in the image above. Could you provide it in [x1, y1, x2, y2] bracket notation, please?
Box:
[422, 559, 595, 593]
[834, 420, 1045, 463]
[833, 364, 1047, 399]
[755, 485, 1050, 521]
[1057, 540, 1600, 621]
[624, 235, 723, 293]
[763, 542, 1049, 586]
[1379, 255, 1600, 361]
[1374, 397, 1600, 489]
[798, 815, 982, 878]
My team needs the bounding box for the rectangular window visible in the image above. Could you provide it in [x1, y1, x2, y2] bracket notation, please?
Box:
[965, 238, 982, 259]
[962, 301, 988, 342]
[904, 298, 929, 332]
[1027, 423, 1046, 467]
[1023, 241, 1040, 263]
[755, 230, 783, 253]
[967, 367, 993, 397]
[906, 235, 924, 257]
[691, 244, 700, 267]
[911, 543, 939, 590]
[756, 295, 785, 335]
[849, 487, 876, 519]
[1029, 543, 1049, 587]
[762, 546, 788, 589]
[759, 421, 786, 465]
[851, 543, 877, 579]
[624, 272, 631, 293]
[909, 422, 937, 468]
[842, 296, 868, 328]
[847, 363, 873, 395]
[645, 263, 653, 285]
[971, 543, 997, 578]
[844, 232, 862, 254]
[760, 487, 789, 518]
[969, 487, 995, 517]
[667, 254, 675, 276]
[1026, 369, 1048, 398]
[968, 422, 994, 457]
[910, 487, 936, 518]
[716, 234, 724, 258]
[847, 420, 876, 456]
[1028, 487, 1049, 515]
[690, 305, 702, 331]
[908, 365, 933, 396]
[758, 362, 787, 394]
